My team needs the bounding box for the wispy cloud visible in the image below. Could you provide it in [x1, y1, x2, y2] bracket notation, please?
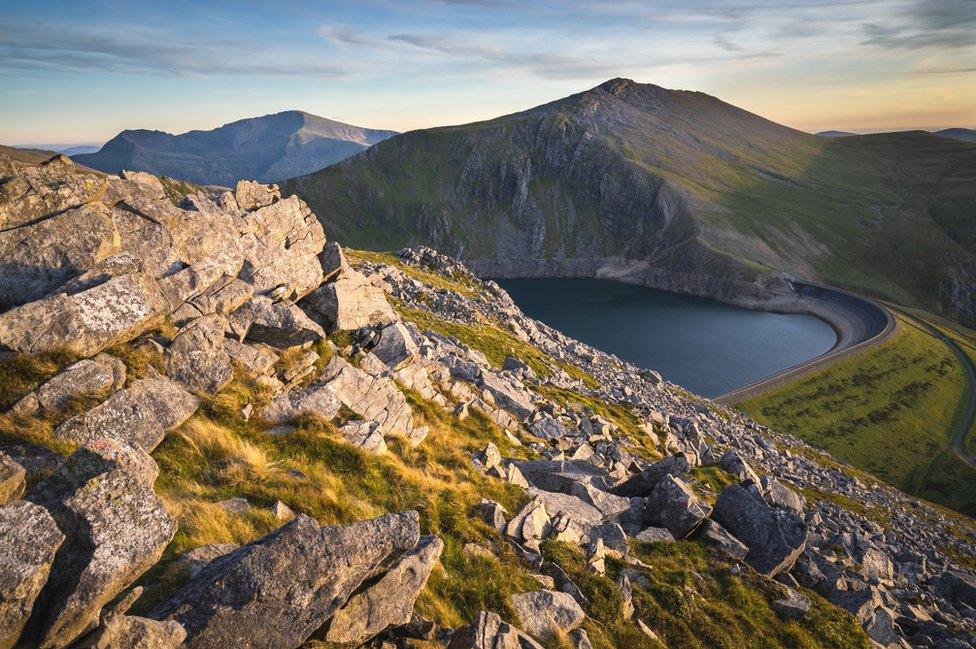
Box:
[861, 0, 975, 49]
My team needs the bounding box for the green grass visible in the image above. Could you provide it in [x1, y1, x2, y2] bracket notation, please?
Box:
[738, 315, 976, 516]
[540, 540, 869, 649]
[159, 176, 204, 206]
[346, 248, 482, 298]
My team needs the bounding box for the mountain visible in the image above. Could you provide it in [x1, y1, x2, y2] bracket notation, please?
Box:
[73, 111, 397, 186]
[936, 127, 976, 143]
[283, 78, 976, 325]
[1, 144, 58, 164]
[816, 130, 856, 137]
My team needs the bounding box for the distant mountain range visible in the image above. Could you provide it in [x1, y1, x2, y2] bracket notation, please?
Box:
[73, 111, 397, 186]
[817, 127, 976, 142]
[283, 78, 976, 325]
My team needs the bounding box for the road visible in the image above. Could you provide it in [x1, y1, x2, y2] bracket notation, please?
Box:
[714, 283, 896, 405]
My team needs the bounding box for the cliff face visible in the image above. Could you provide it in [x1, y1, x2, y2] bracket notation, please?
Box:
[285, 79, 976, 325]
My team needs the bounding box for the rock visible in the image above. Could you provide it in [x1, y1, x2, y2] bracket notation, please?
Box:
[339, 420, 388, 454]
[477, 500, 508, 532]
[528, 417, 570, 440]
[10, 354, 126, 418]
[371, 321, 420, 370]
[24, 439, 177, 649]
[319, 241, 349, 282]
[479, 373, 535, 420]
[698, 520, 749, 559]
[772, 588, 811, 620]
[0, 272, 171, 356]
[718, 449, 761, 484]
[0, 452, 26, 505]
[233, 180, 279, 211]
[474, 442, 501, 470]
[177, 544, 240, 579]
[506, 498, 551, 550]
[828, 588, 881, 625]
[229, 296, 325, 348]
[865, 606, 900, 646]
[300, 269, 395, 332]
[237, 195, 326, 299]
[569, 482, 631, 519]
[320, 356, 416, 441]
[758, 477, 806, 515]
[259, 381, 340, 424]
[711, 483, 807, 577]
[170, 277, 253, 326]
[78, 587, 186, 649]
[643, 474, 710, 539]
[528, 488, 604, 530]
[165, 315, 234, 393]
[447, 610, 543, 649]
[510, 590, 585, 641]
[53, 375, 199, 452]
[0, 501, 65, 649]
[610, 452, 692, 497]
[633, 527, 675, 544]
[325, 535, 444, 645]
[569, 628, 592, 649]
[223, 339, 278, 375]
[512, 460, 612, 494]
[933, 570, 976, 608]
[150, 511, 420, 649]
[217, 497, 250, 514]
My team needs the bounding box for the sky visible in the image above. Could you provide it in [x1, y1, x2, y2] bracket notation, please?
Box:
[2, 0, 974, 145]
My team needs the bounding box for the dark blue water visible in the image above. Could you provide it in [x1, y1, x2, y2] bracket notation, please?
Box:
[496, 278, 836, 397]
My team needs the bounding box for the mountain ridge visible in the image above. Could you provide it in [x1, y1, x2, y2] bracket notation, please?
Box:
[74, 110, 397, 186]
[283, 78, 976, 326]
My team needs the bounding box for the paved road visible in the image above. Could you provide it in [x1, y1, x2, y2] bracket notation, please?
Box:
[714, 283, 895, 404]
[907, 314, 976, 472]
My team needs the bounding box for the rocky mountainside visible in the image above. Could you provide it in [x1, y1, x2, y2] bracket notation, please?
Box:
[73, 111, 397, 186]
[1, 154, 974, 648]
[284, 78, 976, 325]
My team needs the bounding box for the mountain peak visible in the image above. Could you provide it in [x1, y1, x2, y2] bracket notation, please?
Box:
[597, 77, 639, 96]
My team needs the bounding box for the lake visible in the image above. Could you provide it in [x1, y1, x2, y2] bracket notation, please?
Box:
[495, 278, 837, 397]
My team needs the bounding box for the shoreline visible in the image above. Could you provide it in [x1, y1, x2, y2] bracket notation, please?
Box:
[466, 256, 895, 403]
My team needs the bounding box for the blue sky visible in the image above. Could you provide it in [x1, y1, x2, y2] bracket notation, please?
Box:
[2, 0, 973, 145]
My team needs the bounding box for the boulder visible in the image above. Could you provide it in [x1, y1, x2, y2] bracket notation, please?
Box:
[325, 535, 444, 645]
[569, 482, 631, 519]
[757, 477, 806, 515]
[24, 439, 177, 649]
[319, 241, 349, 282]
[233, 180, 279, 211]
[505, 498, 551, 550]
[237, 195, 325, 299]
[447, 610, 543, 649]
[528, 417, 571, 441]
[371, 321, 419, 370]
[229, 296, 325, 348]
[0, 272, 170, 356]
[53, 375, 199, 452]
[320, 356, 416, 441]
[176, 544, 240, 579]
[933, 570, 976, 608]
[259, 382, 341, 424]
[610, 453, 692, 497]
[165, 315, 234, 394]
[0, 501, 65, 649]
[633, 527, 675, 544]
[643, 474, 710, 539]
[10, 354, 126, 418]
[478, 373, 535, 420]
[698, 520, 748, 560]
[300, 269, 395, 332]
[0, 452, 26, 505]
[718, 450, 761, 484]
[510, 590, 585, 641]
[772, 588, 811, 620]
[77, 587, 186, 649]
[512, 460, 612, 494]
[150, 511, 420, 649]
[338, 420, 387, 454]
[711, 483, 807, 577]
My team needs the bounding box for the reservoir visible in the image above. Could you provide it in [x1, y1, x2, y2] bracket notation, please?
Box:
[495, 278, 837, 397]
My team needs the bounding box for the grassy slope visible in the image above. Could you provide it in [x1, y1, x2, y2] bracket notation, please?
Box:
[738, 314, 976, 516]
[0, 321, 869, 648]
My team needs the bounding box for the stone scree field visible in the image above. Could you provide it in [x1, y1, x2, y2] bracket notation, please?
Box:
[0, 153, 974, 649]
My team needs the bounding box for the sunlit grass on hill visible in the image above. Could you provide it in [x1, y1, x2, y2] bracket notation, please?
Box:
[738, 315, 976, 516]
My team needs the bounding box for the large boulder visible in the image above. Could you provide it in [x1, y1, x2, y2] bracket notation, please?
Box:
[325, 535, 444, 645]
[478, 373, 535, 421]
[259, 381, 341, 424]
[510, 590, 585, 641]
[10, 353, 127, 418]
[78, 587, 186, 649]
[320, 356, 417, 441]
[370, 321, 420, 370]
[165, 315, 234, 394]
[643, 474, 710, 539]
[150, 511, 420, 649]
[711, 483, 807, 577]
[24, 439, 177, 649]
[933, 570, 976, 608]
[610, 452, 692, 497]
[228, 296, 325, 348]
[300, 269, 395, 332]
[0, 501, 64, 649]
[0, 453, 26, 505]
[53, 375, 199, 452]
[447, 610, 543, 649]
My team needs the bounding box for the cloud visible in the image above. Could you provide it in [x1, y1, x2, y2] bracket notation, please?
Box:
[861, 0, 976, 49]
[0, 21, 345, 78]
[319, 25, 370, 45]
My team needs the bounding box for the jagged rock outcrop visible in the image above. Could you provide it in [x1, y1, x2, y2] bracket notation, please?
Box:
[165, 315, 234, 394]
[77, 587, 186, 649]
[53, 375, 199, 451]
[318, 356, 418, 442]
[300, 269, 395, 332]
[325, 534, 444, 645]
[447, 610, 543, 649]
[149, 511, 422, 649]
[643, 474, 710, 539]
[24, 439, 176, 649]
[0, 501, 64, 649]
